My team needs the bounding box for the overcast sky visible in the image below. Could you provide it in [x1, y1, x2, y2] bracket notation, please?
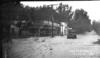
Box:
[21, 1, 100, 22]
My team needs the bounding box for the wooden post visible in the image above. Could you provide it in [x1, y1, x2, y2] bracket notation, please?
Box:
[38, 28, 40, 37]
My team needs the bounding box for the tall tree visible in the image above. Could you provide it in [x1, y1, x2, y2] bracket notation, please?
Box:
[55, 3, 73, 23]
[1, 1, 23, 41]
[69, 9, 92, 34]
[1, 1, 29, 37]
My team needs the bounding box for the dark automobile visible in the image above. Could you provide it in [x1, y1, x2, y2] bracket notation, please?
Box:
[67, 29, 77, 39]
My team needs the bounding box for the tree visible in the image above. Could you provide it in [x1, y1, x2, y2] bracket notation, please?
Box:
[55, 3, 72, 23]
[92, 21, 100, 35]
[68, 9, 92, 34]
[1, 1, 29, 37]
[1, 1, 23, 41]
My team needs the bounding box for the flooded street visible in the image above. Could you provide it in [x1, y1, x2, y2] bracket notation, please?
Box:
[5, 31, 100, 58]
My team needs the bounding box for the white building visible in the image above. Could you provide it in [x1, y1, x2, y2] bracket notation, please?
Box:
[60, 22, 68, 35]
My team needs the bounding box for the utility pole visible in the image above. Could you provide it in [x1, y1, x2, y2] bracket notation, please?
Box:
[51, 15, 54, 37]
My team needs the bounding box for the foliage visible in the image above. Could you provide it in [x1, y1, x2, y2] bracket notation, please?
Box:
[1, 2, 93, 36]
[92, 21, 100, 35]
[1, 2, 20, 22]
[68, 9, 92, 34]
[55, 3, 73, 22]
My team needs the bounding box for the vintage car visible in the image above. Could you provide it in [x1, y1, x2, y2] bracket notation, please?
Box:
[67, 28, 77, 39]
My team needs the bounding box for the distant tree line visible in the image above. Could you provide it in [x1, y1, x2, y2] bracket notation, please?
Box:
[1, 1, 93, 40]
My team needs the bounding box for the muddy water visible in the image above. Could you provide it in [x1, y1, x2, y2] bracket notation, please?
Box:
[5, 31, 100, 58]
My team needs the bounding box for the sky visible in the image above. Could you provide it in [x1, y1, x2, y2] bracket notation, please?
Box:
[20, 1, 100, 22]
